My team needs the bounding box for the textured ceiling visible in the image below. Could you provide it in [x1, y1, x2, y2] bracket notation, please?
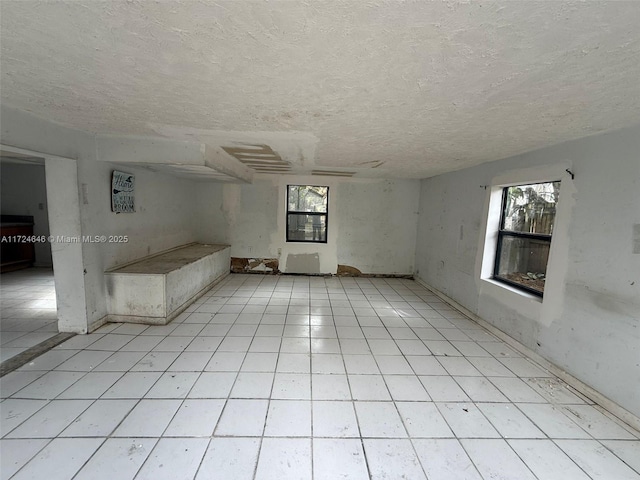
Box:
[2, 1, 640, 178]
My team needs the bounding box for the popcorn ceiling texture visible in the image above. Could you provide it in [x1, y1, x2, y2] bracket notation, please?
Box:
[1, 1, 640, 178]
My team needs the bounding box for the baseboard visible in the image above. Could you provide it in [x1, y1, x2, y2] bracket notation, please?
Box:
[88, 315, 110, 333]
[414, 277, 640, 434]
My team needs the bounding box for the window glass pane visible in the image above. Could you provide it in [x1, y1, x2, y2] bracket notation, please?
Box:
[502, 181, 560, 234]
[288, 186, 328, 213]
[287, 214, 326, 242]
[495, 235, 550, 294]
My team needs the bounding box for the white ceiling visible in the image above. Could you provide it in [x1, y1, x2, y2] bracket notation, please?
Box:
[2, 1, 640, 179]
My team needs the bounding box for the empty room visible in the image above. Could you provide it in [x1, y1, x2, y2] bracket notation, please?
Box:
[0, 1, 639, 479]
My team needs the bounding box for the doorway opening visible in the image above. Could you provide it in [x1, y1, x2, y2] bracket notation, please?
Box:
[1, 153, 58, 363]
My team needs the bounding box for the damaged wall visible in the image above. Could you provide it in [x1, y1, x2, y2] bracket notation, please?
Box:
[414, 125, 640, 418]
[197, 176, 419, 275]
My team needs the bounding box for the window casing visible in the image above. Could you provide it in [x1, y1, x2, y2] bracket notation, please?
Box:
[286, 185, 328, 243]
[493, 181, 560, 296]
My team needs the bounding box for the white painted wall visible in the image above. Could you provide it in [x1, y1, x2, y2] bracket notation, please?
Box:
[415, 126, 640, 418]
[0, 162, 53, 266]
[44, 156, 88, 332]
[197, 176, 420, 275]
[1, 106, 200, 331]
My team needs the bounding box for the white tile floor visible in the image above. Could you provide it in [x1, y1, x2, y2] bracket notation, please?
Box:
[0, 268, 58, 362]
[1, 274, 639, 479]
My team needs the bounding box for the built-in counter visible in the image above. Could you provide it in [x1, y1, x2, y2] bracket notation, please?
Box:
[105, 243, 230, 325]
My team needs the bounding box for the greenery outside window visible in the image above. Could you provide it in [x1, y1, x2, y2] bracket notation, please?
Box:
[287, 185, 328, 243]
[494, 181, 560, 296]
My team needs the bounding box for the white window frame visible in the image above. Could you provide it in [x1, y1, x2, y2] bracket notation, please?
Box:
[478, 163, 574, 305]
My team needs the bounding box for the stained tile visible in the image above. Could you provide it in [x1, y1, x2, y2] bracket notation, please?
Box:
[196, 437, 261, 480]
[6, 399, 92, 438]
[0, 399, 48, 435]
[556, 440, 640, 480]
[113, 399, 181, 437]
[164, 399, 225, 436]
[396, 402, 452, 438]
[462, 439, 537, 480]
[516, 403, 592, 439]
[264, 400, 311, 437]
[509, 439, 591, 480]
[413, 439, 482, 480]
[436, 403, 500, 438]
[355, 402, 406, 437]
[215, 399, 268, 436]
[0, 438, 51, 479]
[73, 437, 158, 480]
[61, 399, 135, 436]
[313, 439, 369, 480]
[312, 374, 351, 400]
[136, 438, 208, 480]
[363, 439, 426, 480]
[254, 438, 312, 480]
[188, 372, 235, 398]
[313, 401, 360, 437]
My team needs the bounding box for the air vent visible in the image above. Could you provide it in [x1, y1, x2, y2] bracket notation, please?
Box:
[357, 160, 385, 169]
[311, 170, 355, 177]
[222, 144, 291, 173]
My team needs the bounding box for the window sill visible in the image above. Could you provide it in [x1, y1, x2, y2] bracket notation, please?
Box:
[481, 278, 543, 304]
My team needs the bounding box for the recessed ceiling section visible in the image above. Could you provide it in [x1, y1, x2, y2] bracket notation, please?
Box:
[138, 164, 238, 182]
[95, 135, 254, 183]
[222, 144, 292, 174]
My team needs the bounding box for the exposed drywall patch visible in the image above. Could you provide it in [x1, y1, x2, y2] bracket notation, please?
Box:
[230, 257, 279, 274]
[337, 264, 363, 276]
[336, 264, 413, 279]
[633, 224, 640, 254]
[285, 253, 320, 274]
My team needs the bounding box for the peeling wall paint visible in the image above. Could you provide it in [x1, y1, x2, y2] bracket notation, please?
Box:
[230, 257, 279, 274]
[414, 125, 640, 418]
[337, 264, 363, 276]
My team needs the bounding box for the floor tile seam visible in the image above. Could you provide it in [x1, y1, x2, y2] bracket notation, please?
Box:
[596, 440, 640, 476]
[546, 437, 608, 479]
[2, 436, 66, 480]
[454, 436, 522, 480]
[7, 433, 625, 441]
[2, 393, 101, 440]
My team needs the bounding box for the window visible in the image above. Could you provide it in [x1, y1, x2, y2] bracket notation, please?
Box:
[286, 185, 328, 243]
[493, 181, 560, 296]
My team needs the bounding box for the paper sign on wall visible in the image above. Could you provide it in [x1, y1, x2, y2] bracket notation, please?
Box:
[111, 170, 135, 213]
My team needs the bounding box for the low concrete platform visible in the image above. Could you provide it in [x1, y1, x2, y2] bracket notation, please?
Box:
[105, 243, 230, 325]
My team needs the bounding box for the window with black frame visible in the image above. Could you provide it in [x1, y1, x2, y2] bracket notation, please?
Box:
[494, 181, 560, 296]
[286, 185, 328, 243]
